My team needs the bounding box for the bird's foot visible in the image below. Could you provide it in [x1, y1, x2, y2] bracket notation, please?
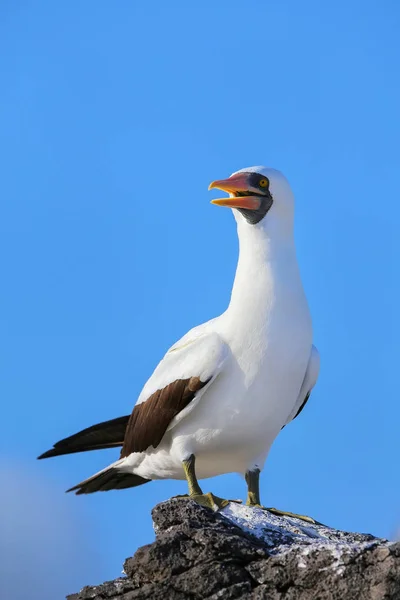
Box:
[247, 502, 320, 525]
[174, 492, 241, 511]
[191, 492, 242, 511]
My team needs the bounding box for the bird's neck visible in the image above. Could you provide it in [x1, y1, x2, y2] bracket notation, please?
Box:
[226, 213, 301, 320]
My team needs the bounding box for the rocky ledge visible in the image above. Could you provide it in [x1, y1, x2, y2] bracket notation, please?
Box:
[68, 499, 400, 600]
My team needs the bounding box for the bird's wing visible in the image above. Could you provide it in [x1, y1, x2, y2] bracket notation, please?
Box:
[283, 345, 320, 427]
[120, 325, 228, 457]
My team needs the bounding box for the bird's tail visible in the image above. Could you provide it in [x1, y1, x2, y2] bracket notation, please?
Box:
[66, 460, 150, 495]
[37, 415, 130, 460]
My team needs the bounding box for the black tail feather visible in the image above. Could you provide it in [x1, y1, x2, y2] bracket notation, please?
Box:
[67, 466, 150, 495]
[38, 415, 130, 460]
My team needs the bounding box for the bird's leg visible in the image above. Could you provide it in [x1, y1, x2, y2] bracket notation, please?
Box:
[183, 454, 203, 496]
[177, 454, 240, 511]
[245, 468, 262, 506]
[245, 468, 319, 525]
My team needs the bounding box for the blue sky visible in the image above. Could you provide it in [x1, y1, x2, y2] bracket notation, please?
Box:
[1, 1, 399, 597]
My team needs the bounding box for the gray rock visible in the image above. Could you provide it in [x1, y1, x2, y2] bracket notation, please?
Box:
[68, 499, 400, 600]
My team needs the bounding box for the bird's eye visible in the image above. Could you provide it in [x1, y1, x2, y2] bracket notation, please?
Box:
[259, 178, 268, 188]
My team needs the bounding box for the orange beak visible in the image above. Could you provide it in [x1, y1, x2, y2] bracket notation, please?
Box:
[209, 172, 261, 210]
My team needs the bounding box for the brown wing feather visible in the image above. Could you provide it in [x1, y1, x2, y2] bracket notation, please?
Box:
[281, 392, 311, 430]
[292, 391, 310, 421]
[120, 376, 209, 458]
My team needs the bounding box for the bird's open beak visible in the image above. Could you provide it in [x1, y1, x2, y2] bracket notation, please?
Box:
[209, 173, 261, 210]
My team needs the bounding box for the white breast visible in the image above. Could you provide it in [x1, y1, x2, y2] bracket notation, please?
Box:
[169, 222, 313, 476]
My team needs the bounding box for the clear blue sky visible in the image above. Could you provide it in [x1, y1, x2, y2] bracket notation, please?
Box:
[1, 1, 399, 598]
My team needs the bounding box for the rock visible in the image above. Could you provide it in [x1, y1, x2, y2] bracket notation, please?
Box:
[68, 499, 400, 600]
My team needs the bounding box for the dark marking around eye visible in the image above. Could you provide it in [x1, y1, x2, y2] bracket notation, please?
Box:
[249, 172, 270, 191]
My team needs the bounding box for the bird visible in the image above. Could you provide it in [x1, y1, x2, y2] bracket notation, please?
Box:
[38, 166, 320, 521]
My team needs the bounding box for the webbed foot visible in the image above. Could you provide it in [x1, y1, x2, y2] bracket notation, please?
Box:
[175, 492, 241, 511]
[192, 492, 231, 510]
[245, 469, 323, 525]
[247, 501, 320, 525]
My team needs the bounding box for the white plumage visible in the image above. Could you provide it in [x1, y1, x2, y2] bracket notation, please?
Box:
[112, 167, 319, 482]
[40, 166, 320, 505]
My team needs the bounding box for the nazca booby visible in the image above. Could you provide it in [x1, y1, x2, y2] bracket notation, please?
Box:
[39, 167, 320, 519]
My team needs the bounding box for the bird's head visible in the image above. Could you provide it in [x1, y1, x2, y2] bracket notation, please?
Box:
[209, 166, 294, 227]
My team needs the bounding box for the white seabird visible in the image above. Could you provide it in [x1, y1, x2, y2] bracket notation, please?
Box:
[39, 166, 320, 519]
